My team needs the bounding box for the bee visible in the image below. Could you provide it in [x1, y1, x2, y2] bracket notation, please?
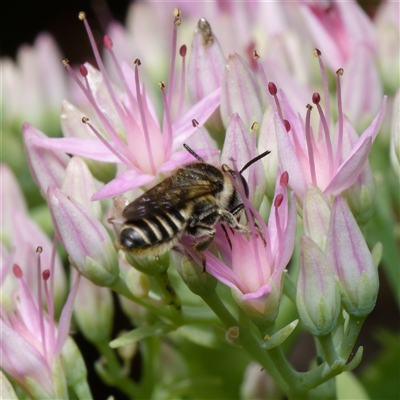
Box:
[119, 145, 270, 269]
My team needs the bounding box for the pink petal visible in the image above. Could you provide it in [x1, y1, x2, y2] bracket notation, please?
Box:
[242, 284, 272, 302]
[173, 88, 221, 150]
[22, 124, 70, 194]
[92, 171, 155, 200]
[187, 19, 225, 102]
[274, 114, 307, 201]
[55, 274, 81, 355]
[0, 321, 53, 391]
[324, 136, 372, 195]
[221, 52, 263, 130]
[30, 137, 121, 163]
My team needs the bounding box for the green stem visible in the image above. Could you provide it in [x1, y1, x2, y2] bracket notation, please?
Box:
[153, 271, 182, 315]
[283, 271, 297, 304]
[110, 275, 173, 320]
[318, 334, 341, 369]
[96, 340, 141, 398]
[338, 315, 365, 360]
[139, 335, 160, 399]
[199, 290, 287, 392]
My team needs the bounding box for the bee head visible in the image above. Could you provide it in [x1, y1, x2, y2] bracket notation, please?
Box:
[222, 164, 250, 198]
[222, 150, 271, 199]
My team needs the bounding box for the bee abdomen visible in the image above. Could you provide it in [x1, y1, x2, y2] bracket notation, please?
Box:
[120, 208, 187, 250]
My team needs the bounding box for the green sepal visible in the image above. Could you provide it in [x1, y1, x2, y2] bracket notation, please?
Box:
[109, 324, 175, 348]
[260, 319, 299, 350]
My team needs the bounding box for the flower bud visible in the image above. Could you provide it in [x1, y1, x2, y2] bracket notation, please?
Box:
[221, 113, 266, 208]
[47, 185, 119, 286]
[124, 252, 170, 276]
[221, 52, 263, 130]
[61, 337, 92, 400]
[22, 123, 69, 196]
[125, 265, 151, 298]
[326, 196, 379, 317]
[172, 251, 217, 296]
[187, 18, 225, 102]
[303, 185, 332, 250]
[62, 156, 102, 220]
[258, 107, 278, 199]
[297, 237, 340, 336]
[72, 270, 114, 344]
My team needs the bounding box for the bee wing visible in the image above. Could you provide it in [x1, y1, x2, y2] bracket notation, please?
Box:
[122, 178, 219, 220]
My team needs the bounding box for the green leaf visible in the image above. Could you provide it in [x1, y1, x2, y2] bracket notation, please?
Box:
[109, 324, 174, 348]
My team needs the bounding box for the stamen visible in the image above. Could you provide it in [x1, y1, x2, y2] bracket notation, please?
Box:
[177, 44, 187, 120]
[268, 82, 284, 121]
[103, 35, 113, 50]
[81, 117, 136, 168]
[254, 51, 274, 108]
[251, 122, 259, 131]
[166, 10, 181, 105]
[102, 35, 138, 124]
[36, 247, 47, 360]
[134, 62, 157, 174]
[42, 268, 54, 354]
[305, 104, 317, 185]
[283, 119, 291, 132]
[312, 92, 334, 173]
[159, 82, 173, 158]
[314, 49, 331, 131]
[280, 171, 289, 188]
[79, 12, 130, 133]
[63, 59, 132, 163]
[191, 118, 213, 162]
[13, 264, 23, 278]
[335, 68, 344, 168]
[274, 194, 283, 253]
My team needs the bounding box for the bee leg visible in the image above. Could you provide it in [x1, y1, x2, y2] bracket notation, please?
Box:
[186, 224, 216, 272]
[218, 210, 249, 234]
[228, 205, 267, 247]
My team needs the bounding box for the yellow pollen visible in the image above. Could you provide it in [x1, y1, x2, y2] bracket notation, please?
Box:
[61, 58, 69, 66]
[158, 81, 165, 89]
[251, 122, 259, 131]
[173, 8, 181, 17]
[336, 68, 344, 76]
[78, 11, 86, 20]
[82, 117, 90, 124]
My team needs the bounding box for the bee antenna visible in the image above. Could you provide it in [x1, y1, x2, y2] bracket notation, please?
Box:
[183, 143, 204, 162]
[239, 150, 271, 174]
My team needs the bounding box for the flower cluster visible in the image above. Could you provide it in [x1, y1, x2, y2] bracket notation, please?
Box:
[2, 1, 397, 399]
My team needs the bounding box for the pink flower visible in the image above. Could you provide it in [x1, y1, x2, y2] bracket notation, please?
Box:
[201, 170, 296, 318]
[273, 51, 386, 207]
[30, 12, 220, 201]
[0, 164, 67, 310]
[299, 0, 377, 70]
[0, 248, 80, 398]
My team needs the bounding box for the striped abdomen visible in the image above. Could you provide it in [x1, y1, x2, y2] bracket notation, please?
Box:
[119, 207, 188, 256]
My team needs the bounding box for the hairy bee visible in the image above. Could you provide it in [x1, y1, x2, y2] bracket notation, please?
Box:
[119, 145, 270, 267]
